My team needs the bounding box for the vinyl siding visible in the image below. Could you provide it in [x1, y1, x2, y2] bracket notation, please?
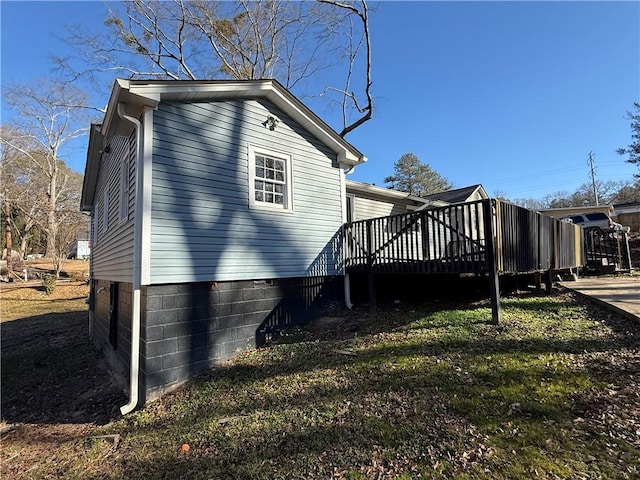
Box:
[352, 192, 409, 221]
[92, 134, 136, 282]
[149, 99, 344, 284]
[467, 190, 485, 203]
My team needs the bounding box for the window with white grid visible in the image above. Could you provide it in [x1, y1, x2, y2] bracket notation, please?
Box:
[248, 145, 293, 212]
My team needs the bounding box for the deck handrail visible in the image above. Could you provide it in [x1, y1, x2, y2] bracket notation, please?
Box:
[343, 198, 583, 275]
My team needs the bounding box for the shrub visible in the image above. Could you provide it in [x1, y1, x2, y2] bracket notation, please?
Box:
[42, 274, 56, 295]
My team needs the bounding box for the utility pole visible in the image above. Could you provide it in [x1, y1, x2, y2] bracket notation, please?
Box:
[587, 151, 599, 206]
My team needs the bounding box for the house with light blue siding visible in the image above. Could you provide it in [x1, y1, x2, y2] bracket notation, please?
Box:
[81, 79, 366, 411]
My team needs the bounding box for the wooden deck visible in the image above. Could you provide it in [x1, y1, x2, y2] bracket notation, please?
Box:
[343, 199, 585, 323]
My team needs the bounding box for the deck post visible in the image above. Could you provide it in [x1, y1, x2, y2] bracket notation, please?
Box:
[366, 219, 377, 312]
[483, 199, 501, 325]
[368, 274, 376, 313]
[545, 269, 554, 294]
[546, 221, 557, 293]
[622, 232, 633, 272]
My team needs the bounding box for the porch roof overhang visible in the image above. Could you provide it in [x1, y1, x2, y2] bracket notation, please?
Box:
[538, 205, 615, 218]
[345, 180, 431, 204]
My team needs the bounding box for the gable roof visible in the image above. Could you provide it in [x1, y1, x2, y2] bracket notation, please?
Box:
[421, 184, 488, 204]
[81, 79, 367, 210]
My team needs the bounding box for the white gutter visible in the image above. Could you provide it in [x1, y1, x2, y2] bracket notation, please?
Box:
[117, 103, 143, 415]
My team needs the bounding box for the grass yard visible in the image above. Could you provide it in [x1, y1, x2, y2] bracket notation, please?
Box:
[1, 284, 638, 479]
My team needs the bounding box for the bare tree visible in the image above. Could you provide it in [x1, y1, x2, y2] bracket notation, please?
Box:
[547, 181, 631, 208]
[0, 132, 45, 258]
[1, 81, 91, 261]
[59, 0, 373, 136]
[318, 0, 372, 137]
[506, 197, 547, 211]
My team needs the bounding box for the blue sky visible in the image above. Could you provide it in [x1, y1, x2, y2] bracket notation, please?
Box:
[1, 1, 639, 201]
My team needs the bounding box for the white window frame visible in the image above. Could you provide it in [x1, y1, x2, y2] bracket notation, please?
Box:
[102, 189, 109, 232]
[248, 144, 293, 212]
[92, 206, 99, 247]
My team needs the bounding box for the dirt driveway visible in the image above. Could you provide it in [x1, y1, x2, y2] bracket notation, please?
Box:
[2, 308, 124, 425]
[1, 281, 127, 476]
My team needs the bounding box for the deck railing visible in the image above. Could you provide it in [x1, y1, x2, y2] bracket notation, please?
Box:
[584, 227, 632, 272]
[344, 199, 583, 276]
[344, 199, 488, 274]
[496, 201, 583, 273]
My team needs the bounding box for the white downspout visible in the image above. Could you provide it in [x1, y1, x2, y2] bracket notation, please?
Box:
[341, 164, 354, 310]
[117, 103, 142, 415]
[344, 272, 353, 309]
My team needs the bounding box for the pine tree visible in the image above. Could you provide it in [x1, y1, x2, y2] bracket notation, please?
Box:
[384, 153, 452, 196]
[617, 102, 640, 177]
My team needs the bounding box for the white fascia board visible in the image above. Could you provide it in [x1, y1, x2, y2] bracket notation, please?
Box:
[479, 186, 489, 199]
[101, 79, 161, 137]
[472, 185, 489, 199]
[129, 79, 273, 97]
[83, 80, 158, 211]
[100, 79, 128, 136]
[80, 124, 104, 211]
[125, 79, 367, 167]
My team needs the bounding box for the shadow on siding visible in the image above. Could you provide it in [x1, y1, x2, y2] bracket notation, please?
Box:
[153, 97, 342, 379]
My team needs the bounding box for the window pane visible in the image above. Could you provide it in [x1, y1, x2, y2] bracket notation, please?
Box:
[252, 151, 289, 207]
